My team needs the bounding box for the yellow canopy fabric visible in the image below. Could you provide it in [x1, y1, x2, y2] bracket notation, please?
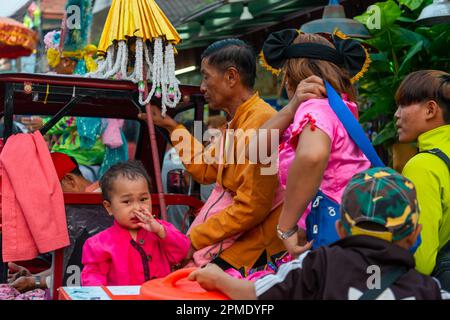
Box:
[98, 0, 181, 55]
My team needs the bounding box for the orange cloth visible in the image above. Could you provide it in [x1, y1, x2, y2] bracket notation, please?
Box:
[0, 131, 70, 262]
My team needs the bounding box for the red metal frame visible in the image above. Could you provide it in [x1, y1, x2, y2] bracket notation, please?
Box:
[0, 73, 201, 94]
[63, 193, 204, 210]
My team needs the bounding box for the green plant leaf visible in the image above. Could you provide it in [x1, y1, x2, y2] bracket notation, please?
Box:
[370, 52, 389, 62]
[379, 0, 403, 27]
[373, 121, 397, 146]
[365, 30, 392, 51]
[399, 0, 423, 10]
[360, 94, 395, 123]
[398, 40, 424, 75]
[397, 16, 415, 22]
[389, 26, 429, 49]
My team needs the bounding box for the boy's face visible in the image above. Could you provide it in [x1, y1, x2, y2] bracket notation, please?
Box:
[103, 176, 152, 230]
[394, 102, 428, 143]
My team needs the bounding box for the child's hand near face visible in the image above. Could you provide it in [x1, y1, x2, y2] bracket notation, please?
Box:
[134, 208, 166, 239]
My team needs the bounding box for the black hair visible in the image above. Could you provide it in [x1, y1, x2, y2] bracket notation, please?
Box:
[68, 155, 83, 177]
[99, 160, 152, 201]
[396, 70, 450, 123]
[201, 39, 257, 89]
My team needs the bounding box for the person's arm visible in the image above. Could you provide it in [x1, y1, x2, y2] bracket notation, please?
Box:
[139, 106, 218, 184]
[80, 237, 110, 286]
[255, 251, 318, 300]
[35, 269, 51, 289]
[155, 220, 191, 265]
[188, 264, 257, 300]
[190, 252, 316, 300]
[248, 76, 326, 161]
[170, 125, 219, 185]
[189, 157, 279, 250]
[278, 124, 330, 257]
[9, 268, 52, 292]
[403, 156, 443, 275]
[8, 262, 31, 281]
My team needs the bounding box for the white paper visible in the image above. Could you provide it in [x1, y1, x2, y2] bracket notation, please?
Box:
[106, 286, 141, 296]
[63, 286, 112, 300]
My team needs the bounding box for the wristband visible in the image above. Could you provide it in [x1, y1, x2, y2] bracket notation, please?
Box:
[277, 224, 299, 240]
[34, 275, 41, 289]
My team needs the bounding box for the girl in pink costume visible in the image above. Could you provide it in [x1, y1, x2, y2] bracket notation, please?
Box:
[258, 30, 372, 257]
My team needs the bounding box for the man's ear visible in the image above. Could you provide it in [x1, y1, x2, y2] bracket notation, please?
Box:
[61, 173, 77, 191]
[225, 67, 239, 88]
[335, 220, 348, 239]
[103, 200, 113, 216]
[405, 224, 422, 247]
[424, 100, 440, 121]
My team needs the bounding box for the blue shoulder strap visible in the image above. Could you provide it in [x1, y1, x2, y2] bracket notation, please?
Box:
[325, 81, 385, 167]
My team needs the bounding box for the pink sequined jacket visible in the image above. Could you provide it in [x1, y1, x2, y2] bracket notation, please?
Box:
[81, 220, 190, 286]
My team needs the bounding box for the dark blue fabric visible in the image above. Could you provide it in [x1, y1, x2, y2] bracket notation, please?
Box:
[306, 191, 341, 249]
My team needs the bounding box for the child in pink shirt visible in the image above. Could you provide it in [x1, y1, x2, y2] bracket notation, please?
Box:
[81, 161, 190, 286]
[259, 30, 372, 256]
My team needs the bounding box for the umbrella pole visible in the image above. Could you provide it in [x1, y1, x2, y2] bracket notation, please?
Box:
[144, 84, 168, 221]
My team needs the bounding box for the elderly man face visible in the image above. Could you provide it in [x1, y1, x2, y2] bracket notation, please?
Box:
[200, 58, 234, 111]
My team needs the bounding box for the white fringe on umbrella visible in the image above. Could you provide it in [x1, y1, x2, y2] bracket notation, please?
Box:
[86, 37, 181, 115]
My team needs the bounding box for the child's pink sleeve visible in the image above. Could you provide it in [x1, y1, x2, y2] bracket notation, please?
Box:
[158, 220, 190, 265]
[81, 236, 110, 286]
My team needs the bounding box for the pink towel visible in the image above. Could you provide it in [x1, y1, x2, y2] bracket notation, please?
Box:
[0, 131, 69, 262]
[102, 119, 124, 148]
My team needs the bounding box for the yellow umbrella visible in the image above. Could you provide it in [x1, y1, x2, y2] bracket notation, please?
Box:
[98, 0, 180, 55]
[88, 0, 184, 222]
[90, 0, 181, 111]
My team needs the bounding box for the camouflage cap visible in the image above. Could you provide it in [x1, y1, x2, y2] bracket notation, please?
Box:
[340, 167, 419, 242]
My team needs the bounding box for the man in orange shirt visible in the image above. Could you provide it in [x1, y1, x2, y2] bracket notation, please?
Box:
[145, 39, 285, 273]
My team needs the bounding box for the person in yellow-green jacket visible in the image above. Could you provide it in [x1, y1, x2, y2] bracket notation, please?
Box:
[394, 70, 450, 275]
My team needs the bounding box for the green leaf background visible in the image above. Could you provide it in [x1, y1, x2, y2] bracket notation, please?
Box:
[354, 0, 449, 149]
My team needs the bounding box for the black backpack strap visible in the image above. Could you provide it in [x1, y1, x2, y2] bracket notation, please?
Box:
[419, 148, 450, 171]
[359, 266, 408, 300]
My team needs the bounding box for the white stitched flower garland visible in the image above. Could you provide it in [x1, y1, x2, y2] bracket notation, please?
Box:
[87, 37, 181, 115]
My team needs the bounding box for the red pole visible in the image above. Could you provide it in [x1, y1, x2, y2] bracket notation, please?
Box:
[143, 84, 168, 221]
[52, 248, 64, 300]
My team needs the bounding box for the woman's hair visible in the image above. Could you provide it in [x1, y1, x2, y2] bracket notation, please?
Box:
[396, 70, 450, 124]
[100, 160, 152, 201]
[282, 33, 356, 101]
